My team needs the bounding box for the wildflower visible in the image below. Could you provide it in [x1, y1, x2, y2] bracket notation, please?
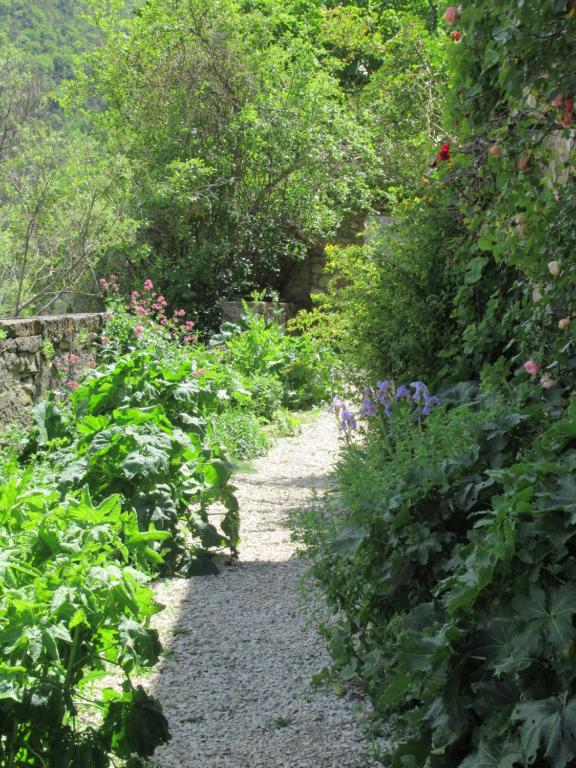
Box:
[523, 359, 540, 376]
[375, 380, 392, 404]
[104, 312, 113, 319]
[183, 335, 194, 344]
[444, 6, 459, 24]
[341, 407, 357, 432]
[177, 309, 186, 316]
[360, 396, 377, 418]
[143, 279, 154, 290]
[328, 396, 345, 413]
[184, 320, 195, 330]
[410, 381, 429, 402]
[395, 385, 412, 401]
[548, 260, 562, 277]
[136, 305, 148, 316]
[431, 143, 450, 167]
[540, 375, 555, 390]
[98, 277, 108, 288]
[68, 379, 80, 391]
[422, 395, 440, 416]
[133, 326, 144, 336]
[559, 316, 571, 330]
[452, 30, 461, 42]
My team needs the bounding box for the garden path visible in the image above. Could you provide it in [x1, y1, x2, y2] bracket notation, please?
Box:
[146, 411, 377, 768]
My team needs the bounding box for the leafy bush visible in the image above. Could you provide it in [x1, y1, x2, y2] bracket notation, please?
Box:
[37, 349, 241, 575]
[292, 221, 459, 383]
[0, 475, 169, 765]
[243, 376, 284, 420]
[209, 410, 269, 462]
[298, 377, 576, 767]
[223, 302, 337, 409]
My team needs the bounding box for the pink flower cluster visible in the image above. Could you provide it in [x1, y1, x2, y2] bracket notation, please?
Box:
[102, 277, 199, 346]
[55, 352, 96, 391]
[98, 274, 119, 298]
[524, 359, 556, 390]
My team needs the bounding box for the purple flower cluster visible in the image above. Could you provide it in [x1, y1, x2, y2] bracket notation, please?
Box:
[330, 380, 440, 432]
[329, 396, 357, 433]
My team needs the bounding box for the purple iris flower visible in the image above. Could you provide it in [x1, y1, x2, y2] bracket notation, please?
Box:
[383, 401, 392, 418]
[341, 407, 357, 431]
[328, 395, 344, 413]
[422, 395, 440, 416]
[360, 396, 377, 418]
[375, 380, 392, 404]
[395, 385, 412, 401]
[410, 381, 429, 403]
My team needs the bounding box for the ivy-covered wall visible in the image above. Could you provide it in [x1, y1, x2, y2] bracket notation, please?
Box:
[0, 313, 104, 424]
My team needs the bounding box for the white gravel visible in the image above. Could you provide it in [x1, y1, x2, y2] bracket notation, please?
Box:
[146, 412, 378, 768]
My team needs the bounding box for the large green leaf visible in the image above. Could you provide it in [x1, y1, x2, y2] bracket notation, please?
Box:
[513, 694, 576, 768]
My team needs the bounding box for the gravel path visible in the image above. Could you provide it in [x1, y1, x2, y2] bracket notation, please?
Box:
[146, 412, 377, 768]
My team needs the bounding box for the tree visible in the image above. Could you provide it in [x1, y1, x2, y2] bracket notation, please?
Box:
[69, 0, 380, 322]
[0, 129, 140, 316]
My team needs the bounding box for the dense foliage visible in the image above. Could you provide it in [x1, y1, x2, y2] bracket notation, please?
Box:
[0, 291, 335, 764]
[296, 2, 576, 767]
[0, 0, 445, 322]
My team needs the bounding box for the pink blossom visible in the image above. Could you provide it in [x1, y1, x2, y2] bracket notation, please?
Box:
[177, 308, 186, 316]
[524, 359, 540, 376]
[540, 375, 555, 390]
[68, 380, 80, 391]
[104, 311, 113, 319]
[444, 6, 459, 24]
[143, 279, 154, 290]
[184, 320, 195, 330]
[133, 326, 144, 336]
[183, 335, 193, 344]
[98, 277, 108, 287]
[136, 306, 148, 316]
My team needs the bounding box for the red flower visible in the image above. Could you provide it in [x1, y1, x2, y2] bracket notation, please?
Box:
[431, 144, 450, 167]
[452, 30, 461, 42]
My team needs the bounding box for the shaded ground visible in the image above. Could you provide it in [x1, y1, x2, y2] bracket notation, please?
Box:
[146, 412, 377, 768]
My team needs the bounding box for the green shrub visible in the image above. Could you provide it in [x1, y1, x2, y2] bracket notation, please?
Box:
[0, 475, 169, 765]
[223, 302, 337, 409]
[37, 349, 241, 575]
[297, 382, 576, 767]
[244, 375, 284, 420]
[209, 410, 269, 462]
[292, 218, 460, 384]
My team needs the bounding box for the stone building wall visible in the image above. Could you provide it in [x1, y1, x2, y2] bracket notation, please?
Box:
[0, 313, 105, 426]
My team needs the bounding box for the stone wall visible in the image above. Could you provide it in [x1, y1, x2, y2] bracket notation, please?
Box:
[0, 313, 105, 425]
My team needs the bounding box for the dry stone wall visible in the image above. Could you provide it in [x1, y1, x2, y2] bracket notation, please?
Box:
[0, 313, 105, 426]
